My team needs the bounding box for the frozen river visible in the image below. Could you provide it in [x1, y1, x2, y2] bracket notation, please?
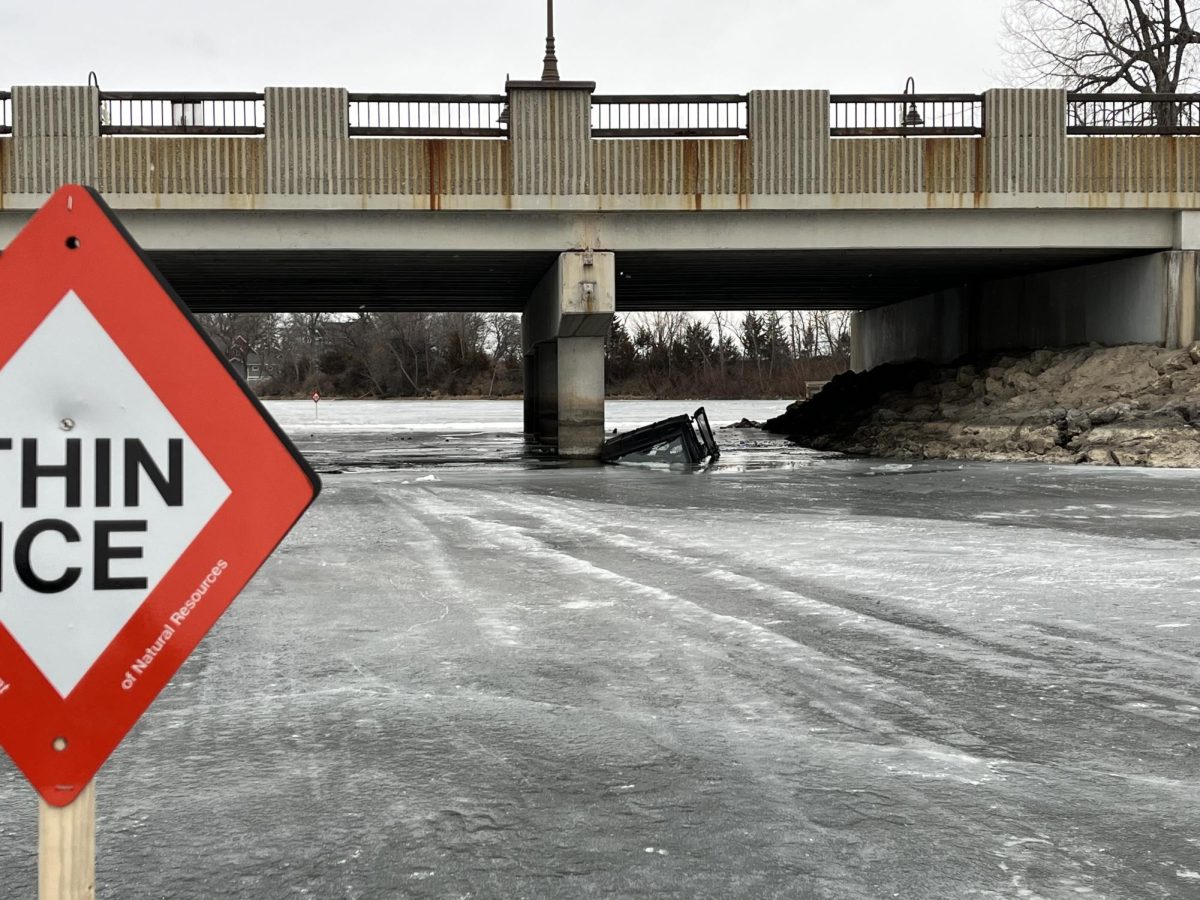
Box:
[2, 399, 1199, 898]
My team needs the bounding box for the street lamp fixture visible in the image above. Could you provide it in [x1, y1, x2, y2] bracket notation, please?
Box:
[88, 71, 111, 127]
[902, 76, 923, 128]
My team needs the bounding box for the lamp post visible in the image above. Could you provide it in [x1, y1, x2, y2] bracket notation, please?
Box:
[541, 0, 560, 81]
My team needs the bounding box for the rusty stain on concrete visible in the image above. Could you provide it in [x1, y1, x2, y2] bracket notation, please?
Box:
[973, 138, 985, 208]
[682, 140, 699, 208]
[736, 140, 750, 208]
[427, 140, 443, 210]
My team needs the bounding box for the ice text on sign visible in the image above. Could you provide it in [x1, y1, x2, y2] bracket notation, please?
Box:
[0, 437, 183, 592]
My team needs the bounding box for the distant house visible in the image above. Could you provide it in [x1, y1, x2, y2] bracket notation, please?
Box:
[228, 334, 268, 384]
[315, 319, 356, 352]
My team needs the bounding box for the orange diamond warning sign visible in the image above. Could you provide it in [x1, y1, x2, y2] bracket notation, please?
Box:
[0, 186, 320, 806]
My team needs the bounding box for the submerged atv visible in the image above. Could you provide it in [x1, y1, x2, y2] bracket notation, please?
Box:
[601, 407, 720, 464]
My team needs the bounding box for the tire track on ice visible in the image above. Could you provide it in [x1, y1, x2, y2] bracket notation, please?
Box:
[401, 486, 1001, 758]
[414, 485, 1200, 768]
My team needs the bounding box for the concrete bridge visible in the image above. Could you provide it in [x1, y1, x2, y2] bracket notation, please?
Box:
[2, 82, 1200, 455]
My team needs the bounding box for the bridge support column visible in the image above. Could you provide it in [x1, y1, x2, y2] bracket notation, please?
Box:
[522, 251, 615, 458]
[1170, 211, 1200, 348]
[1165, 251, 1199, 349]
[521, 340, 560, 442]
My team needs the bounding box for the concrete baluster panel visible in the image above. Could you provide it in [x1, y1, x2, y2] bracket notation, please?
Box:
[984, 89, 1065, 195]
[749, 90, 829, 196]
[10, 86, 99, 200]
[265, 87, 350, 196]
[507, 81, 594, 199]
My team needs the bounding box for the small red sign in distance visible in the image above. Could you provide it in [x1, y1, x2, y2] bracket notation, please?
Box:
[0, 186, 320, 806]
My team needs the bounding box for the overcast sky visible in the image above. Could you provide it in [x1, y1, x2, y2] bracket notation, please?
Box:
[4, 1, 1012, 94]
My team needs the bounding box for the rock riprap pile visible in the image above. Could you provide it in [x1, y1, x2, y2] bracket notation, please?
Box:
[764, 344, 1200, 467]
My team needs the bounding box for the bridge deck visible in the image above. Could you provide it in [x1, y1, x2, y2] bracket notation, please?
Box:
[0, 85, 1195, 311]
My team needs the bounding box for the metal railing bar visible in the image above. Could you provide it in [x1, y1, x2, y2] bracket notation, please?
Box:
[101, 125, 266, 136]
[1067, 92, 1200, 101]
[97, 91, 266, 135]
[348, 92, 505, 103]
[829, 93, 984, 137]
[831, 93, 983, 103]
[100, 91, 264, 101]
[347, 126, 506, 138]
[347, 94, 507, 137]
[1067, 93, 1200, 134]
[592, 128, 747, 138]
[830, 126, 983, 137]
[593, 94, 747, 103]
[591, 95, 749, 138]
[1067, 125, 1200, 135]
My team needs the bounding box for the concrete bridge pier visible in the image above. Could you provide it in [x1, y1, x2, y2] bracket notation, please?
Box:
[522, 251, 615, 458]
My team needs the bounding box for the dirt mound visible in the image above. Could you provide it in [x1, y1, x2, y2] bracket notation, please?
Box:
[764, 344, 1200, 467]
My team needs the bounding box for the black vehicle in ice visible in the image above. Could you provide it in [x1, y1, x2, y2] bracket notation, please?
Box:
[601, 407, 720, 465]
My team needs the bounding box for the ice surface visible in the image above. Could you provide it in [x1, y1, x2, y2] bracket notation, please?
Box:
[1, 400, 1198, 899]
[264, 398, 786, 435]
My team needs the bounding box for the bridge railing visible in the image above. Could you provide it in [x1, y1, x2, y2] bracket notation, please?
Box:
[99, 92, 265, 135]
[1067, 93, 1200, 135]
[11, 87, 1200, 143]
[591, 95, 748, 138]
[829, 94, 984, 136]
[0, 91, 10, 135]
[347, 94, 507, 137]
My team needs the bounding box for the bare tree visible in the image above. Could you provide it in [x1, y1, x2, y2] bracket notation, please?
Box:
[273, 313, 326, 389]
[192, 312, 277, 357]
[1004, 1, 1200, 126]
[710, 311, 733, 375]
[484, 313, 521, 397]
[811, 310, 852, 363]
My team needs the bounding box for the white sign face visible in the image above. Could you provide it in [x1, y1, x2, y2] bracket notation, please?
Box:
[0, 292, 230, 697]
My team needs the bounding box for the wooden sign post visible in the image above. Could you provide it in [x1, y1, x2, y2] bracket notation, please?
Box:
[39, 781, 95, 899]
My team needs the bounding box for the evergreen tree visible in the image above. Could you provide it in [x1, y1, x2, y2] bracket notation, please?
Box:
[762, 311, 790, 374]
[605, 316, 638, 384]
[681, 319, 715, 372]
[740, 312, 767, 361]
